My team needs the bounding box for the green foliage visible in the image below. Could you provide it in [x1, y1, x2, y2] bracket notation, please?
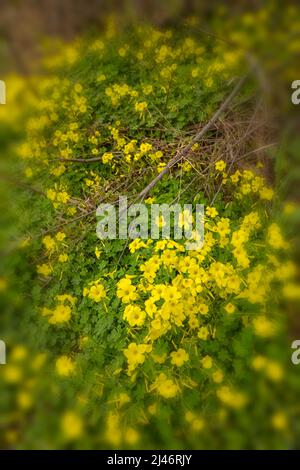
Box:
[0, 8, 300, 450]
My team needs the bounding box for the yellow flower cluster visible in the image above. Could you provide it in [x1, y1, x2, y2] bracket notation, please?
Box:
[110, 167, 292, 408]
[46, 187, 71, 208]
[41, 294, 76, 324]
[2, 11, 298, 448]
[228, 169, 274, 201]
[37, 232, 69, 277]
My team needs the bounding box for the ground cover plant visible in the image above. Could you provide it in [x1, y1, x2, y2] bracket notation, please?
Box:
[0, 3, 300, 449]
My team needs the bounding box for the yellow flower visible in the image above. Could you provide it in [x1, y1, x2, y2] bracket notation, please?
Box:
[56, 232, 66, 241]
[123, 304, 146, 327]
[283, 201, 297, 215]
[124, 342, 147, 370]
[253, 316, 276, 337]
[83, 287, 89, 297]
[224, 303, 235, 314]
[47, 188, 56, 201]
[233, 246, 250, 268]
[181, 161, 192, 172]
[57, 191, 70, 204]
[260, 187, 274, 200]
[85, 178, 94, 187]
[129, 238, 148, 253]
[157, 162, 166, 173]
[17, 391, 33, 410]
[201, 355, 213, 369]
[215, 218, 230, 237]
[185, 411, 195, 423]
[49, 304, 72, 324]
[151, 318, 162, 330]
[118, 47, 128, 57]
[192, 418, 205, 431]
[154, 373, 179, 399]
[97, 73, 106, 82]
[2, 365, 22, 383]
[140, 142, 152, 154]
[230, 170, 241, 184]
[124, 140, 137, 154]
[170, 348, 189, 367]
[215, 160, 226, 171]
[11, 346, 28, 361]
[267, 223, 287, 249]
[61, 411, 83, 440]
[117, 278, 138, 303]
[134, 101, 148, 113]
[148, 403, 157, 415]
[265, 361, 283, 382]
[198, 326, 209, 340]
[42, 235, 56, 252]
[25, 167, 33, 178]
[142, 84, 153, 95]
[68, 207, 77, 216]
[217, 386, 247, 409]
[117, 392, 131, 407]
[271, 412, 288, 431]
[204, 77, 214, 88]
[88, 283, 106, 302]
[189, 316, 199, 329]
[74, 83, 83, 93]
[160, 250, 177, 268]
[212, 370, 224, 383]
[162, 285, 181, 303]
[206, 206, 218, 218]
[124, 427, 139, 445]
[102, 152, 114, 164]
[56, 356, 75, 376]
[251, 355, 267, 371]
[140, 257, 160, 280]
[282, 283, 300, 300]
[152, 352, 167, 364]
[58, 253, 68, 263]
[198, 303, 209, 315]
[37, 263, 52, 276]
[231, 229, 249, 248]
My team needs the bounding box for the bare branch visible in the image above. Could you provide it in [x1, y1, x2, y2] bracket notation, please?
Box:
[137, 74, 248, 201]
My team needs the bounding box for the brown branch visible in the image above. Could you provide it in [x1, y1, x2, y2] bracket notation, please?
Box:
[137, 74, 248, 201]
[54, 156, 103, 163]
